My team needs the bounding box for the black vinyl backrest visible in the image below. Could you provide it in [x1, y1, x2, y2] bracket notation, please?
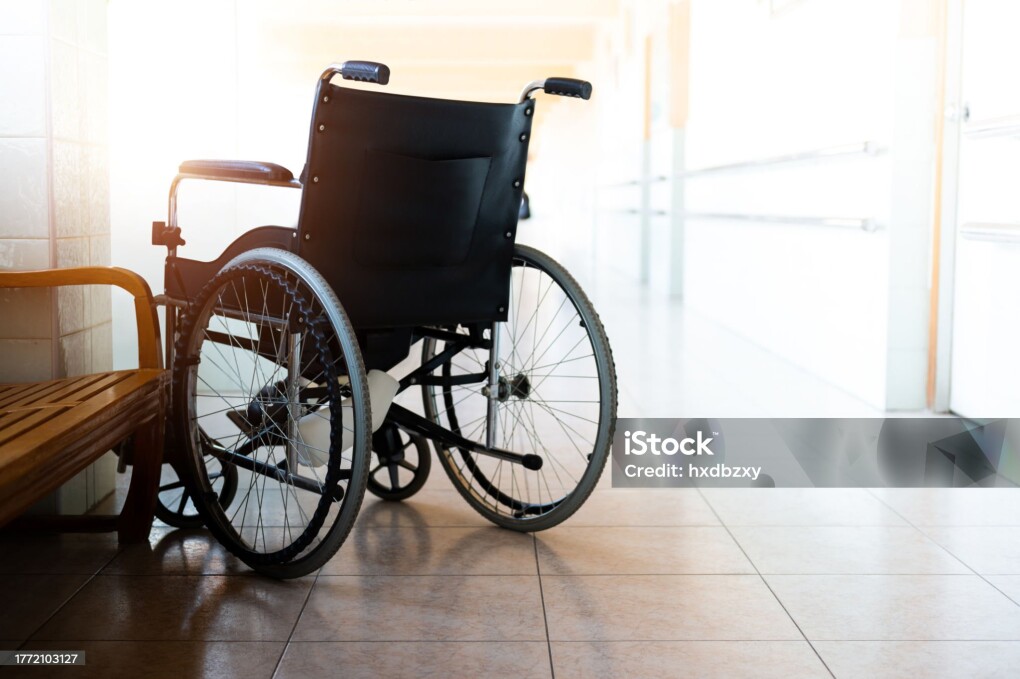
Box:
[297, 83, 534, 329]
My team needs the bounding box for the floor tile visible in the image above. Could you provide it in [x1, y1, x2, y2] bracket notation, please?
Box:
[703, 489, 908, 526]
[765, 575, 1020, 640]
[730, 526, 969, 574]
[292, 575, 545, 641]
[922, 527, 1020, 575]
[277, 641, 551, 679]
[0, 533, 120, 575]
[551, 640, 830, 679]
[566, 489, 720, 526]
[322, 526, 536, 576]
[541, 575, 802, 641]
[814, 641, 1020, 679]
[357, 491, 490, 528]
[32, 575, 312, 641]
[870, 489, 1020, 527]
[536, 527, 753, 575]
[102, 527, 249, 576]
[5, 640, 283, 679]
[0, 574, 91, 643]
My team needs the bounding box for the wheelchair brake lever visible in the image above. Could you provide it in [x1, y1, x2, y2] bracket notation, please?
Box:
[152, 221, 186, 249]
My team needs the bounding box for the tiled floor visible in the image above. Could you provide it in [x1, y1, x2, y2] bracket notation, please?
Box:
[5, 486, 1020, 678]
[3, 237, 1016, 677]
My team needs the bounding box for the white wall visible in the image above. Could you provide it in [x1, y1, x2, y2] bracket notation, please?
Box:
[591, 0, 939, 411]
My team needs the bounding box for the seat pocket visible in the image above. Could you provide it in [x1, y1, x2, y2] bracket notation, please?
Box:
[354, 150, 492, 268]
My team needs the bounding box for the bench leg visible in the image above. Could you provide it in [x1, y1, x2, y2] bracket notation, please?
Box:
[117, 413, 164, 543]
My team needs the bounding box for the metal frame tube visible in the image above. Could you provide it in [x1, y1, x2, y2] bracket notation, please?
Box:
[286, 331, 303, 469]
[485, 322, 501, 449]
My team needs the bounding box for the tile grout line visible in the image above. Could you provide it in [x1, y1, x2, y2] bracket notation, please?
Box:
[270, 568, 321, 679]
[695, 487, 837, 679]
[16, 544, 125, 650]
[533, 534, 556, 679]
[864, 489, 1020, 609]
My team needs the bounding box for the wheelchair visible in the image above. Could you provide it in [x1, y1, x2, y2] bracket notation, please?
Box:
[147, 62, 617, 578]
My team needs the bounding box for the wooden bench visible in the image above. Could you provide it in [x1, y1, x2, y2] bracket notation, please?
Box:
[0, 267, 166, 542]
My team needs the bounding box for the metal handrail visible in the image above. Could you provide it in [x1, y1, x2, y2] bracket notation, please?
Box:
[683, 211, 882, 232]
[600, 175, 669, 189]
[682, 141, 885, 177]
[960, 222, 1020, 243]
[964, 115, 1020, 140]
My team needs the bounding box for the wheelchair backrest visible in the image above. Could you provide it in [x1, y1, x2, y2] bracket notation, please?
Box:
[296, 83, 534, 330]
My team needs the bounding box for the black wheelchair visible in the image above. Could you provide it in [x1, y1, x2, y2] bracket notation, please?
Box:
[147, 62, 616, 578]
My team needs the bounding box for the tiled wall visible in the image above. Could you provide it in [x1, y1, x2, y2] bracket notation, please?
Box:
[0, 0, 115, 513]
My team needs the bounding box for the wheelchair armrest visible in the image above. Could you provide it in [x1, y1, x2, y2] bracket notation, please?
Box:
[178, 160, 296, 184]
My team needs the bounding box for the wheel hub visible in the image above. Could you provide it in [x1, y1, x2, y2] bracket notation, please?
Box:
[496, 373, 531, 402]
[227, 381, 291, 438]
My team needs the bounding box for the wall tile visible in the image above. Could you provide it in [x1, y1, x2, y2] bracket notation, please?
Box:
[0, 287, 52, 339]
[55, 236, 88, 268]
[0, 139, 49, 238]
[84, 145, 110, 234]
[49, 39, 81, 141]
[91, 451, 118, 506]
[89, 233, 110, 264]
[58, 327, 91, 377]
[0, 338, 52, 382]
[56, 468, 87, 514]
[52, 141, 84, 237]
[79, 51, 108, 144]
[76, 0, 106, 55]
[55, 238, 88, 334]
[0, 0, 46, 36]
[0, 238, 50, 270]
[90, 284, 112, 324]
[0, 36, 46, 136]
[91, 321, 112, 371]
[47, 0, 78, 45]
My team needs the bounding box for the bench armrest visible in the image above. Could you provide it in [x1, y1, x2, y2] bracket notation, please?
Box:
[0, 267, 162, 370]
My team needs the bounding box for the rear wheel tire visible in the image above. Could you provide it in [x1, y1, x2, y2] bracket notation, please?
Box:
[174, 248, 371, 578]
[422, 245, 616, 531]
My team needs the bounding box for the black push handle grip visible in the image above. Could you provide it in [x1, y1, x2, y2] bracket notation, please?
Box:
[543, 77, 592, 100]
[340, 61, 390, 85]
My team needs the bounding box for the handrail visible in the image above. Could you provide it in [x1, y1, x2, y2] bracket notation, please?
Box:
[600, 175, 669, 189]
[683, 211, 882, 232]
[964, 115, 1020, 139]
[599, 208, 669, 216]
[960, 222, 1020, 243]
[682, 141, 885, 177]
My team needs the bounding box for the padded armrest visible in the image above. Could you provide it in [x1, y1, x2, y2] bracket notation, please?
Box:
[178, 160, 295, 183]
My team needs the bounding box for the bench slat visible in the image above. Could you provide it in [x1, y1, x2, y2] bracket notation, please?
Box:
[0, 374, 107, 411]
[0, 369, 166, 532]
[0, 377, 91, 411]
[0, 405, 71, 447]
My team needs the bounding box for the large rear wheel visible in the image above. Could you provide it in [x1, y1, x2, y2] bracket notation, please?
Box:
[422, 245, 616, 531]
[173, 248, 371, 578]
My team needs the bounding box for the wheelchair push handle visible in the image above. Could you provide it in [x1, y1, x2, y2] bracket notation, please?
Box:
[326, 61, 390, 85]
[543, 77, 593, 100]
[519, 77, 593, 103]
